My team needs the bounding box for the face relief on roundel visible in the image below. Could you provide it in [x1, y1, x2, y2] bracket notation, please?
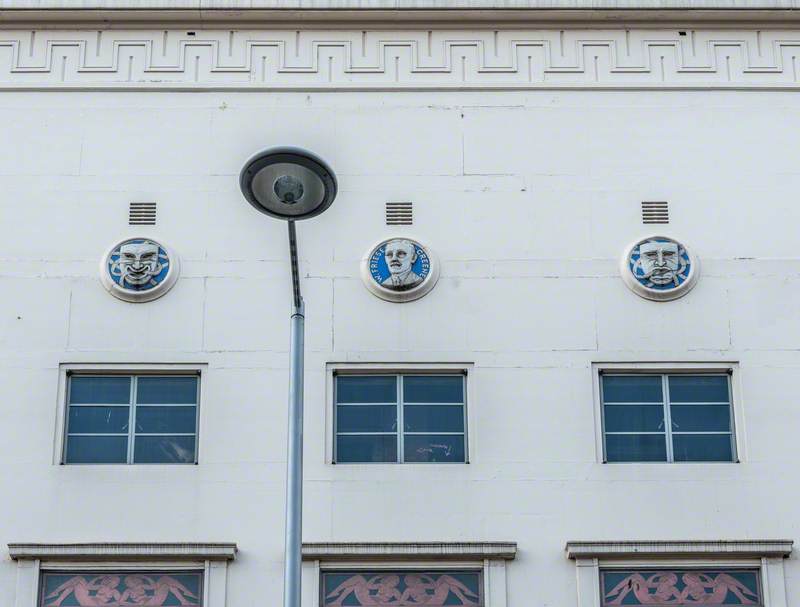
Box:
[100, 238, 180, 303]
[361, 237, 440, 302]
[620, 235, 699, 301]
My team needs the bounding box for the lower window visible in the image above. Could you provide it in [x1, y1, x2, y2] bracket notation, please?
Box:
[601, 568, 762, 606]
[321, 571, 483, 606]
[39, 571, 203, 606]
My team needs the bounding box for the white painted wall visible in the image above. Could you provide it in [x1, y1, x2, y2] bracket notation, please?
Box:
[1, 25, 799, 607]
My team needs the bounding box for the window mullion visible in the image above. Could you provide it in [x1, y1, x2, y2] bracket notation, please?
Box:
[663, 375, 674, 463]
[397, 374, 403, 463]
[127, 376, 137, 464]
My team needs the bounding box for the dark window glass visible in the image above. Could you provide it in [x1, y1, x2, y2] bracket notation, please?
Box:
[136, 376, 198, 404]
[66, 375, 198, 464]
[601, 569, 761, 606]
[69, 376, 130, 404]
[603, 405, 664, 433]
[403, 375, 464, 403]
[335, 373, 467, 463]
[602, 373, 735, 463]
[40, 571, 203, 607]
[672, 434, 734, 462]
[336, 435, 397, 463]
[322, 571, 482, 607]
[404, 435, 465, 463]
[65, 436, 128, 464]
[602, 375, 662, 403]
[336, 376, 396, 403]
[336, 405, 397, 433]
[134, 436, 196, 463]
[670, 404, 731, 432]
[135, 406, 197, 434]
[605, 434, 667, 462]
[68, 406, 129, 434]
[668, 375, 729, 402]
[404, 405, 464, 432]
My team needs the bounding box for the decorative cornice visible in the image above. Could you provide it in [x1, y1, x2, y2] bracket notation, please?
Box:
[302, 542, 518, 561]
[565, 540, 794, 560]
[8, 543, 238, 561]
[3, 28, 800, 90]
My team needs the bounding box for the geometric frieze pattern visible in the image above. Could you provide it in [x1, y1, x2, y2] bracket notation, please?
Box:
[3, 29, 800, 89]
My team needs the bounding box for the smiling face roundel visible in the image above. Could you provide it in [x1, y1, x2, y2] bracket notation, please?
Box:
[100, 238, 180, 303]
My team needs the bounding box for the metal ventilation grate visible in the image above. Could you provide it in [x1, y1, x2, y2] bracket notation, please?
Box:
[641, 201, 669, 224]
[385, 202, 413, 226]
[129, 202, 157, 225]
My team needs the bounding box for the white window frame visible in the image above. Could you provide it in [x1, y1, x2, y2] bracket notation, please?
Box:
[9, 543, 236, 607]
[325, 363, 474, 465]
[591, 362, 745, 464]
[301, 542, 515, 607]
[54, 363, 207, 466]
[566, 540, 792, 607]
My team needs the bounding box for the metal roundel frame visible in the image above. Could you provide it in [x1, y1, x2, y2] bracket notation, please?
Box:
[360, 236, 441, 303]
[619, 234, 700, 302]
[99, 236, 181, 303]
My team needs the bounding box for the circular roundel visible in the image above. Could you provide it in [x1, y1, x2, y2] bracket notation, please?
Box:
[99, 237, 180, 303]
[620, 235, 699, 301]
[360, 237, 440, 303]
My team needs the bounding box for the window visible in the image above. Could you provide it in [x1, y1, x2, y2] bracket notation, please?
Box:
[64, 374, 199, 464]
[321, 571, 482, 606]
[600, 373, 735, 463]
[10, 542, 236, 607]
[601, 568, 762, 606]
[566, 540, 791, 607]
[39, 571, 203, 606]
[334, 374, 466, 463]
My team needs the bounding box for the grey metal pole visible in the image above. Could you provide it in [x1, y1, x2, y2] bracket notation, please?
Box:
[284, 220, 304, 607]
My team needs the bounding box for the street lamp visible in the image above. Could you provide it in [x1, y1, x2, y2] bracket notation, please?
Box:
[240, 146, 338, 607]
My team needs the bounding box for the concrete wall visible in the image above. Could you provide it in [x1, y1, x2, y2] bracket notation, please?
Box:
[1, 25, 799, 607]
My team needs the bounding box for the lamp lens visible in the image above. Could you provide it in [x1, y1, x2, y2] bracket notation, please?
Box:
[273, 175, 305, 204]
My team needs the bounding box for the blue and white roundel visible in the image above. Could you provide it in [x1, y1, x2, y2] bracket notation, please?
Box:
[368, 238, 431, 292]
[107, 238, 171, 291]
[627, 237, 691, 290]
[101, 237, 180, 303]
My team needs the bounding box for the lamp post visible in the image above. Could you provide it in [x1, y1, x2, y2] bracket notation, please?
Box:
[239, 147, 338, 607]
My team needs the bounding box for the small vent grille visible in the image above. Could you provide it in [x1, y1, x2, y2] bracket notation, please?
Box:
[386, 202, 413, 226]
[641, 201, 669, 224]
[129, 202, 157, 225]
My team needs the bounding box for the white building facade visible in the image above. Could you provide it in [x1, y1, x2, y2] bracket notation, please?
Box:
[1, 2, 799, 605]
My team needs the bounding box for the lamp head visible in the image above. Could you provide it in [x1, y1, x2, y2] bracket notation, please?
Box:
[239, 146, 337, 220]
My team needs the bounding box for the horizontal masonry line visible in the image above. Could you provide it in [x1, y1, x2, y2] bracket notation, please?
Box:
[8, 85, 800, 93]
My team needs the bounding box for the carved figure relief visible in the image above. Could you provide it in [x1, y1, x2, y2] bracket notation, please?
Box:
[361, 237, 439, 302]
[601, 570, 762, 606]
[620, 235, 699, 301]
[40, 572, 202, 606]
[100, 237, 180, 303]
[322, 572, 482, 607]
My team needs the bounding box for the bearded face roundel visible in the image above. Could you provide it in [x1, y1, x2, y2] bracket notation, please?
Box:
[620, 235, 699, 301]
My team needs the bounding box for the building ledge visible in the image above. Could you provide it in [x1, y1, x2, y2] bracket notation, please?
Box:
[8, 543, 238, 561]
[565, 540, 793, 560]
[302, 542, 517, 561]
